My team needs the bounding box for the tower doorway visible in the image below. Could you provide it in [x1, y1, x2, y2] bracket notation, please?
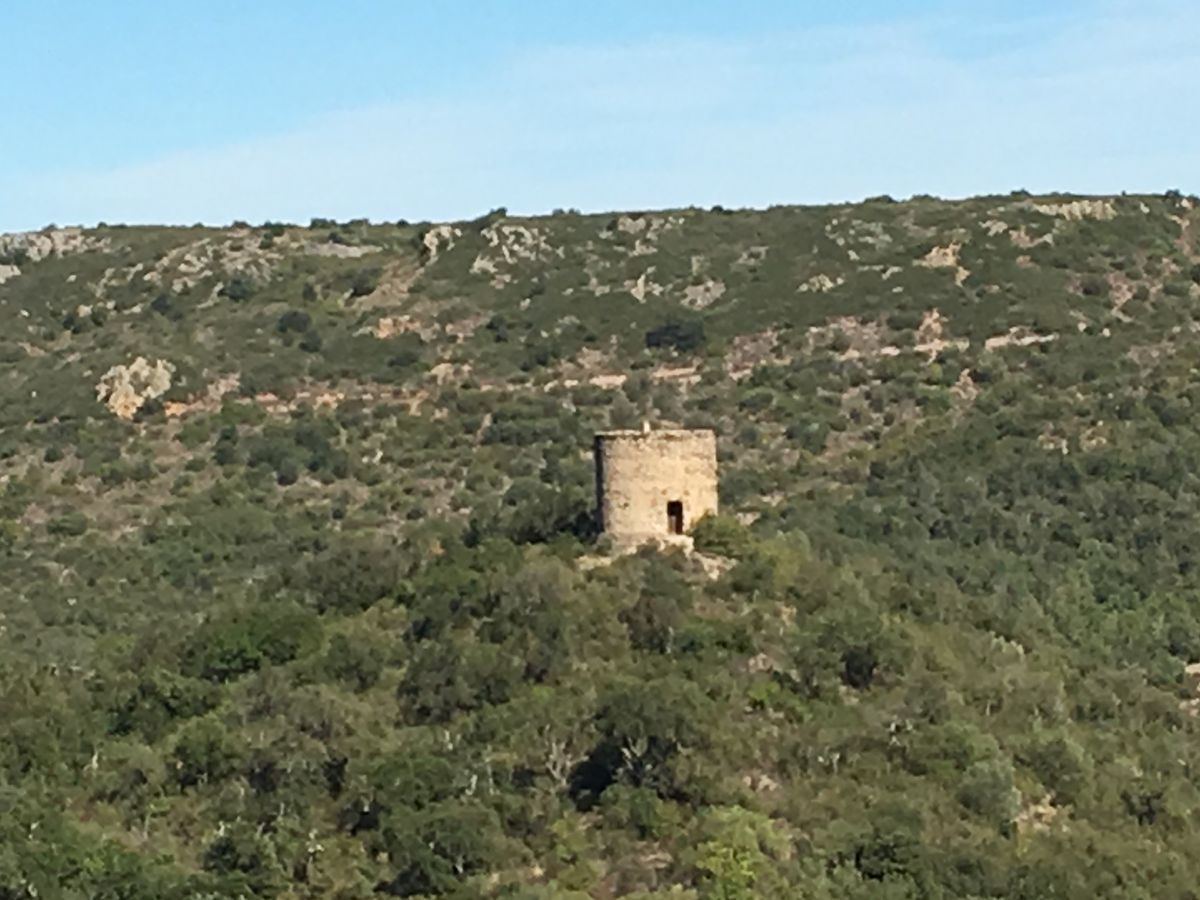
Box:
[667, 500, 684, 535]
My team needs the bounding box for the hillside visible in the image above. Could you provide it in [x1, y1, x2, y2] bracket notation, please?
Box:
[4, 191, 1200, 898]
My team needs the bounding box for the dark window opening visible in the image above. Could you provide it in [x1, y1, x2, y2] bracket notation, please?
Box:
[667, 500, 684, 535]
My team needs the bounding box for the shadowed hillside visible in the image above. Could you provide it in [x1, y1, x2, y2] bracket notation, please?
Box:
[4, 191, 1200, 898]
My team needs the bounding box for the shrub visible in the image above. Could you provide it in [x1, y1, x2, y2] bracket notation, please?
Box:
[1020, 733, 1092, 805]
[303, 538, 406, 613]
[376, 802, 506, 897]
[47, 511, 88, 537]
[784, 420, 830, 453]
[323, 632, 386, 692]
[184, 602, 321, 683]
[202, 823, 283, 895]
[172, 717, 243, 788]
[149, 292, 183, 320]
[110, 671, 218, 740]
[276, 310, 312, 334]
[645, 316, 706, 354]
[220, 276, 255, 302]
[692, 514, 754, 558]
[349, 268, 380, 298]
[957, 757, 1020, 830]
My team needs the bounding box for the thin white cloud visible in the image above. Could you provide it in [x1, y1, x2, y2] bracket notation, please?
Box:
[3, 1, 1197, 231]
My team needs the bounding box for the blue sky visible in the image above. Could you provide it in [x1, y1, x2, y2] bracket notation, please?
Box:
[2, 0, 1197, 232]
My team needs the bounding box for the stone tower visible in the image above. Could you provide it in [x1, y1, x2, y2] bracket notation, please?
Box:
[594, 426, 718, 544]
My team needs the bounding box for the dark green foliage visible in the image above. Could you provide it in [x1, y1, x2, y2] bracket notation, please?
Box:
[958, 757, 1021, 830]
[300, 536, 406, 613]
[150, 291, 183, 320]
[5, 194, 1200, 897]
[376, 802, 507, 896]
[47, 510, 88, 536]
[202, 822, 286, 896]
[110, 670, 218, 740]
[573, 676, 719, 805]
[184, 601, 321, 682]
[220, 274, 256, 301]
[276, 308, 312, 334]
[0, 796, 217, 898]
[691, 514, 753, 557]
[322, 631, 386, 691]
[349, 267, 380, 297]
[172, 716, 244, 787]
[645, 315, 706, 353]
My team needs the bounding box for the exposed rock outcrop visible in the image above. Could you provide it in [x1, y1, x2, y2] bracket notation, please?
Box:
[96, 357, 175, 420]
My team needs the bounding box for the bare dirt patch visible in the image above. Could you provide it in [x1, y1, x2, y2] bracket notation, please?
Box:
[421, 225, 461, 263]
[913, 310, 968, 360]
[727, 329, 780, 380]
[805, 317, 897, 362]
[372, 316, 435, 340]
[915, 242, 970, 286]
[682, 279, 726, 309]
[652, 365, 701, 386]
[1009, 228, 1054, 249]
[625, 269, 665, 303]
[983, 327, 1058, 351]
[1106, 272, 1136, 322]
[164, 374, 241, 418]
[1032, 199, 1116, 221]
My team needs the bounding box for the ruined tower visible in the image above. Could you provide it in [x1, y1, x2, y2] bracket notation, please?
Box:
[594, 426, 718, 544]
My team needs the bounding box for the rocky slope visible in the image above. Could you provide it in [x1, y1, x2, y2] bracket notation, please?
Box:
[4, 192, 1200, 898]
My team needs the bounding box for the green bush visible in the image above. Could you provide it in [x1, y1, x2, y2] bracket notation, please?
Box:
[184, 602, 321, 682]
[172, 717, 243, 788]
[645, 316, 706, 353]
[349, 267, 381, 297]
[47, 511, 88, 536]
[220, 275, 255, 302]
[691, 514, 753, 558]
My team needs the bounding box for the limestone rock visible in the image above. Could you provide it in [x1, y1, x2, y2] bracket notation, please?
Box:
[0, 227, 102, 263]
[96, 357, 176, 420]
[916, 242, 970, 286]
[421, 225, 461, 263]
[681, 279, 726, 309]
[1032, 199, 1116, 221]
[797, 273, 844, 293]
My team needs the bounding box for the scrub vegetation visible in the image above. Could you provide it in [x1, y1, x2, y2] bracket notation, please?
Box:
[4, 191, 1200, 897]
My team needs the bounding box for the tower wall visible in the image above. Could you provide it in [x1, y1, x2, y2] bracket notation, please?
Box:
[594, 429, 718, 541]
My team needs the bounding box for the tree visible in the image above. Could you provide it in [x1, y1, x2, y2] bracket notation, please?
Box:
[376, 802, 507, 896]
[690, 807, 790, 900]
[572, 675, 719, 805]
[349, 267, 380, 297]
[645, 316, 706, 354]
[184, 602, 320, 683]
[691, 514, 754, 558]
[220, 275, 255, 302]
[172, 717, 243, 788]
[958, 758, 1021, 831]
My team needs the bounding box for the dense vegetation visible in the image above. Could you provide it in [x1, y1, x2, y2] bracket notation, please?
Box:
[4, 192, 1200, 898]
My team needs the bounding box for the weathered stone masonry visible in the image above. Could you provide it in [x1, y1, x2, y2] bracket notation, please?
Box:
[594, 428, 718, 543]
